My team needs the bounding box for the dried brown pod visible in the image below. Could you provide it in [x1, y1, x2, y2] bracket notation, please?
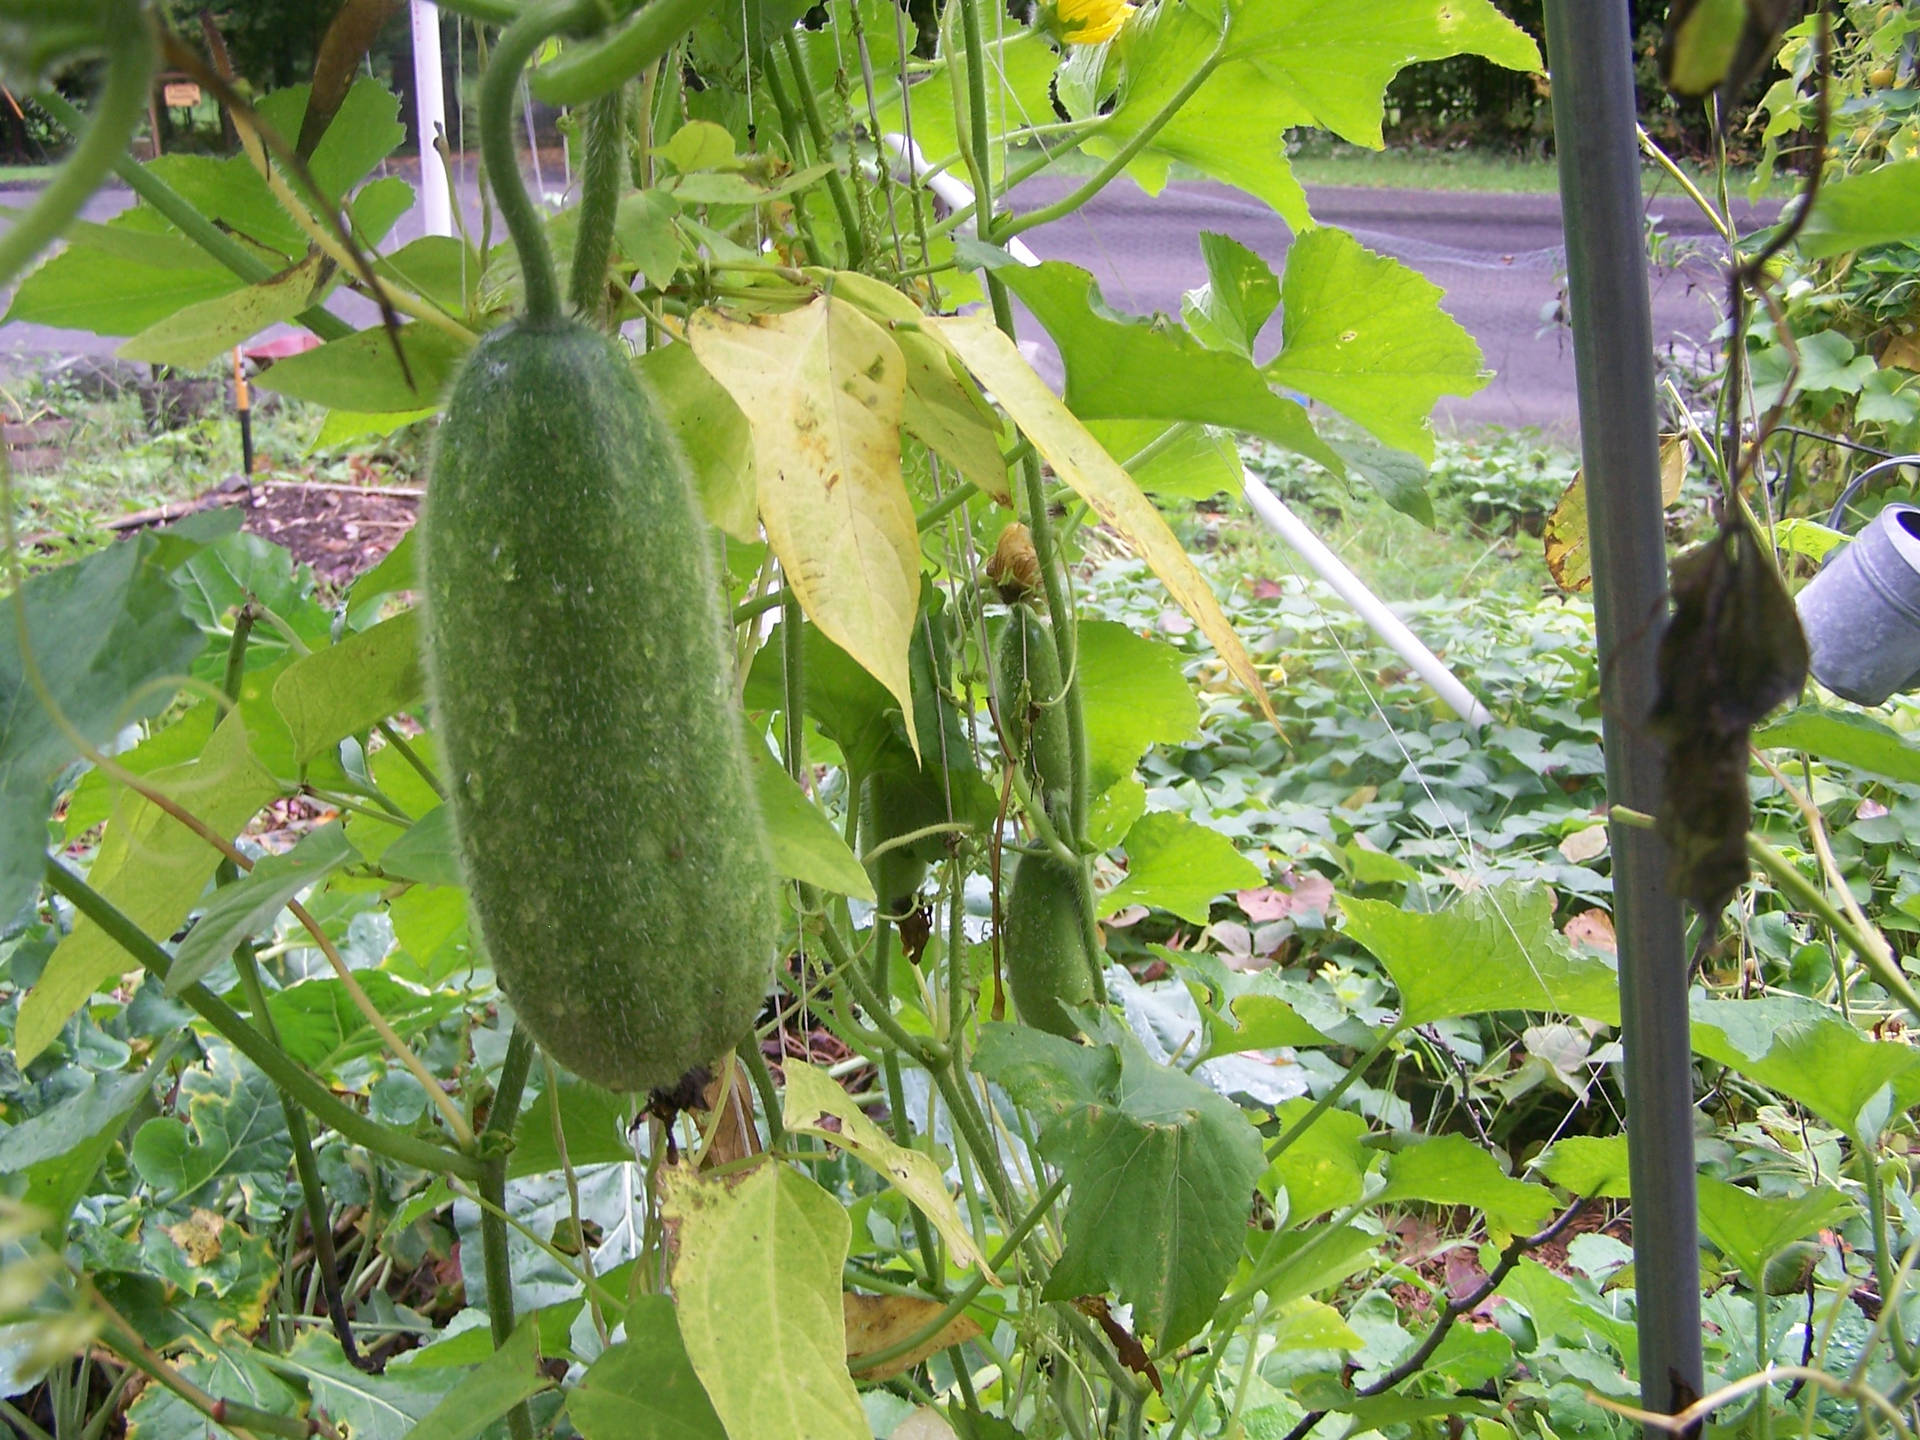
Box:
[1648, 519, 1808, 923]
[988, 521, 1042, 604]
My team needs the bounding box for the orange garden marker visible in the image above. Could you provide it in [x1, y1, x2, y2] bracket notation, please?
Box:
[231, 345, 253, 478]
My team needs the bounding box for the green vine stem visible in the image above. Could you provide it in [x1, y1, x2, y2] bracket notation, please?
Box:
[568, 87, 629, 322]
[41, 856, 483, 1181]
[481, 1026, 537, 1440]
[32, 88, 351, 342]
[778, 29, 866, 269]
[993, 23, 1230, 243]
[0, 3, 153, 296]
[216, 609, 375, 1372]
[1264, 1022, 1404, 1161]
[532, 0, 715, 107]
[482, 0, 600, 326]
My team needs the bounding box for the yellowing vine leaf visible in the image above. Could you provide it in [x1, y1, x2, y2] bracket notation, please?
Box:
[783, 1060, 994, 1277]
[930, 314, 1278, 729]
[664, 1163, 868, 1440]
[1543, 434, 1688, 594]
[691, 296, 922, 755]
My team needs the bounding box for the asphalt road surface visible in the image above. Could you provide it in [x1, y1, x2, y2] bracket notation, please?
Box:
[0, 166, 1760, 438]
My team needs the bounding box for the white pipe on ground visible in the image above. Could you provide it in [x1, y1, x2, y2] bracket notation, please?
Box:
[883, 128, 1494, 731]
[410, 1, 452, 237]
[1243, 476, 1493, 728]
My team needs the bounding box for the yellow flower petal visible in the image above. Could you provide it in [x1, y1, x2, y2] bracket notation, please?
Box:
[1057, 0, 1131, 45]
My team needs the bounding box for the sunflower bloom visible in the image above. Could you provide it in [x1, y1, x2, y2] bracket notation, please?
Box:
[1056, 0, 1132, 45]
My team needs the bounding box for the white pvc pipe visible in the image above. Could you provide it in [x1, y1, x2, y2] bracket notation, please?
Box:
[1243, 476, 1492, 728]
[881, 133, 1040, 267]
[884, 129, 1492, 730]
[410, 1, 452, 237]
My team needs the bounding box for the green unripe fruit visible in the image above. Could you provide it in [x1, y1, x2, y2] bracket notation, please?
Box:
[422, 318, 775, 1094]
[1003, 856, 1097, 1037]
[996, 604, 1073, 821]
[860, 770, 948, 916]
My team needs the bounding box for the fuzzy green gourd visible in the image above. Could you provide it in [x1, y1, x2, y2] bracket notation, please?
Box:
[422, 318, 775, 1093]
[1003, 855, 1096, 1038]
[996, 603, 1073, 824]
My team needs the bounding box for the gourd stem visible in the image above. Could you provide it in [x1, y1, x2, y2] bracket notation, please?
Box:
[0, 1, 153, 297]
[482, 0, 598, 325]
[481, 1026, 537, 1440]
[568, 87, 628, 322]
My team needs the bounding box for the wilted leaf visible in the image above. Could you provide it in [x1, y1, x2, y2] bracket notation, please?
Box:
[691, 297, 922, 755]
[783, 1061, 992, 1275]
[663, 1165, 867, 1440]
[843, 1293, 983, 1381]
[1544, 434, 1687, 593]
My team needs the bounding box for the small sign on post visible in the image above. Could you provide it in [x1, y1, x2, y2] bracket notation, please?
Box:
[162, 81, 201, 109]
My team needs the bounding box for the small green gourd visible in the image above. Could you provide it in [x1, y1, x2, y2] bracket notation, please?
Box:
[860, 769, 949, 917]
[422, 318, 775, 1093]
[1002, 856, 1097, 1038]
[996, 603, 1074, 822]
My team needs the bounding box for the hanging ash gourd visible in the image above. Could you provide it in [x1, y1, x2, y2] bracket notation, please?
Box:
[1646, 510, 1807, 964]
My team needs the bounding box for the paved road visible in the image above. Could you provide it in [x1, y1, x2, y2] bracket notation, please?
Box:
[0, 168, 1759, 438]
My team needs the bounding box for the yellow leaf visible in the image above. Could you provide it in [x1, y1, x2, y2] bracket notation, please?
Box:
[930, 314, 1279, 729]
[783, 1060, 995, 1278]
[811, 270, 1012, 502]
[18, 711, 282, 1064]
[663, 1164, 868, 1440]
[843, 1293, 982, 1382]
[1543, 434, 1688, 594]
[691, 296, 923, 755]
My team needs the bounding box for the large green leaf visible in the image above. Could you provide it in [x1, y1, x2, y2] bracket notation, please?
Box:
[272, 609, 425, 764]
[0, 1058, 163, 1236]
[17, 711, 282, 1065]
[1755, 705, 1920, 784]
[1800, 159, 1920, 258]
[663, 1164, 868, 1440]
[974, 1022, 1265, 1350]
[1340, 884, 1622, 1026]
[266, 1334, 455, 1440]
[1529, 1135, 1632, 1200]
[1099, 810, 1262, 925]
[4, 233, 241, 336]
[1376, 1133, 1555, 1239]
[568, 1298, 727, 1440]
[0, 536, 204, 926]
[750, 747, 874, 901]
[1077, 621, 1201, 792]
[1695, 1178, 1856, 1281]
[1094, 0, 1540, 229]
[1266, 226, 1484, 463]
[1691, 994, 1920, 1137]
[1266, 1098, 1370, 1220]
[118, 253, 332, 369]
[401, 1317, 552, 1440]
[991, 258, 1343, 472]
[265, 973, 466, 1077]
[509, 1074, 634, 1179]
[168, 822, 359, 992]
[129, 1042, 294, 1216]
[252, 323, 471, 414]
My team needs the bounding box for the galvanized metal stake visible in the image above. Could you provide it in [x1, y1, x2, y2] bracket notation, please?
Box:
[1542, 2, 1703, 1427]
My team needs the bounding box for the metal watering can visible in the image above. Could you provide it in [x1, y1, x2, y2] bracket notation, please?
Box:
[1795, 456, 1920, 706]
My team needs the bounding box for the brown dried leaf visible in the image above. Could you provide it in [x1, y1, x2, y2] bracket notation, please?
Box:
[844, 1293, 982, 1381]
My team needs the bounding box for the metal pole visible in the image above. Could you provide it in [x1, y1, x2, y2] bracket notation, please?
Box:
[411, 1, 452, 237]
[1542, 2, 1702, 1428]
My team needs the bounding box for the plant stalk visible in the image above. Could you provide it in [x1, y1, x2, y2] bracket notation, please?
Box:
[481, 1026, 537, 1440]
